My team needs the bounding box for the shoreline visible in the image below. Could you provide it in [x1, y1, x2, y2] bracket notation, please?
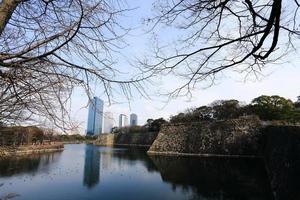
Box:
[63, 141, 94, 144]
[95, 143, 151, 147]
[147, 150, 260, 159]
[0, 143, 64, 158]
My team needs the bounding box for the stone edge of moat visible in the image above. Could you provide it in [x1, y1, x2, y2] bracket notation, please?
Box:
[63, 141, 94, 144]
[0, 143, 64, 158]
[147, 151, 260, 158]
[95, 143, 151, 147]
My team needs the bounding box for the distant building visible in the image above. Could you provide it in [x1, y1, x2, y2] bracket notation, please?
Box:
[296, 96, 300, 110]
[130, 113, 138, 126]
[86, 97, 104, 135]
[119, 114, 128, 128]
[103, 112, 114, 133]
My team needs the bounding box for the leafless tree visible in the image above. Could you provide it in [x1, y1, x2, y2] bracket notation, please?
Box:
[140, 0, 300, 99]
[0, 0, 147, 129]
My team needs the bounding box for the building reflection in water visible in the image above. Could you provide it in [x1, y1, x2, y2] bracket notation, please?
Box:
[82, 145, 119, 189]
[100, 150, 112, 170]
[83, 144, 100, 188]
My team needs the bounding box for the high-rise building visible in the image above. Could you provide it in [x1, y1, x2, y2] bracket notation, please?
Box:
[130, 113, 138, 126]
[103, 112, 114, 133]
[119, 114, 128, 128]
[86, 97, 103, 135]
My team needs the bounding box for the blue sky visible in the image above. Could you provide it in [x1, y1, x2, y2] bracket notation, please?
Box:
[69, 1, 300, 134]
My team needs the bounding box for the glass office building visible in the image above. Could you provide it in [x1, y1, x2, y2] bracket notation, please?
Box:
[86, 97, 104, 135]
[130, 113, 138, 126]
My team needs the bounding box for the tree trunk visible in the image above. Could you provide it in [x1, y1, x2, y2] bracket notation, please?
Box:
[0, 0, 21, 36]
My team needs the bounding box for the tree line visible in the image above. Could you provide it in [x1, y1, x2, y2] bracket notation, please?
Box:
[128, 95, 300, 133]
[111, 95, 300, 134]
[169, 95, 300, 123]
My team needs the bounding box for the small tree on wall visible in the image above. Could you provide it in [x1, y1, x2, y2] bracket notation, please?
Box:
[295, 96, 300, 108]
[146, 118, 167, 132]
[251, 95, 294, 120]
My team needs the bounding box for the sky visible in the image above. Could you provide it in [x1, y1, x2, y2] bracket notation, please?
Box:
[69, 0, 300, 134]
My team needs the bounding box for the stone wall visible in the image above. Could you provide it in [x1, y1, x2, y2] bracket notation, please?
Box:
[95, 133, 115, 146]
[95, 132, 158, 147]
[262, 126, 300, 200]
[148, 118, 263, 156]
[147, 120, 300, 200]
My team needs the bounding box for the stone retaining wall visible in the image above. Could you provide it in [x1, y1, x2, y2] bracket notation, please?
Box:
[147, 120, 300, 200]
[95, 132, 158, 147]
[262, 126, 300, 200]
[95, 134, 115, 146]
[148, 118, 263, 156]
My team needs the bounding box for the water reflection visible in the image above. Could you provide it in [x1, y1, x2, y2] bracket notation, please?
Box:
[82, 146, 158, 189]
[149, 155, 273, 200]
[83, 144, 100, 188]
[107, 147, 157, 172]
[0, 145, 273, 200]
[0, 152, 61, 177]
[82, 145, 272, 199]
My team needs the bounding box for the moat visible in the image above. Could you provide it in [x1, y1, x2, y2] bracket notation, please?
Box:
[0, 144, 273, 200]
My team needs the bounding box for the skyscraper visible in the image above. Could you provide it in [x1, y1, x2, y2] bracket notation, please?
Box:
[119, 114, 128, 128]
[103, 112, 114, 133]
[86, 97, 103, 135]
[130, 113, 138, 126]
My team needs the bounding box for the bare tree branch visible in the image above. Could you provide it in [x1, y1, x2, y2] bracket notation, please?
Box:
[0, 0, 147, 129]
[140, 0, 300, 99]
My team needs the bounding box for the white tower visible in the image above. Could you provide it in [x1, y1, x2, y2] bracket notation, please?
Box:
[103, 112, 114, 133]
[119, 114, 128, 128]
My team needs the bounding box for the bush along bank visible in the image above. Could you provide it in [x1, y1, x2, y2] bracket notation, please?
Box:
[0, 126, 64, 157]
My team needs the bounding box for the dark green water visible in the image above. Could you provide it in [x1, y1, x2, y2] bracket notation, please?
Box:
[0, 144, 273, 200]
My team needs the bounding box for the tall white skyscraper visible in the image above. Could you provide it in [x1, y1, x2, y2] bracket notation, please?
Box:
[86, 97, 104, 135]
[130, 113, 138, 126]
[103, 112, 114, 133]
[119, 114, 128, 128]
